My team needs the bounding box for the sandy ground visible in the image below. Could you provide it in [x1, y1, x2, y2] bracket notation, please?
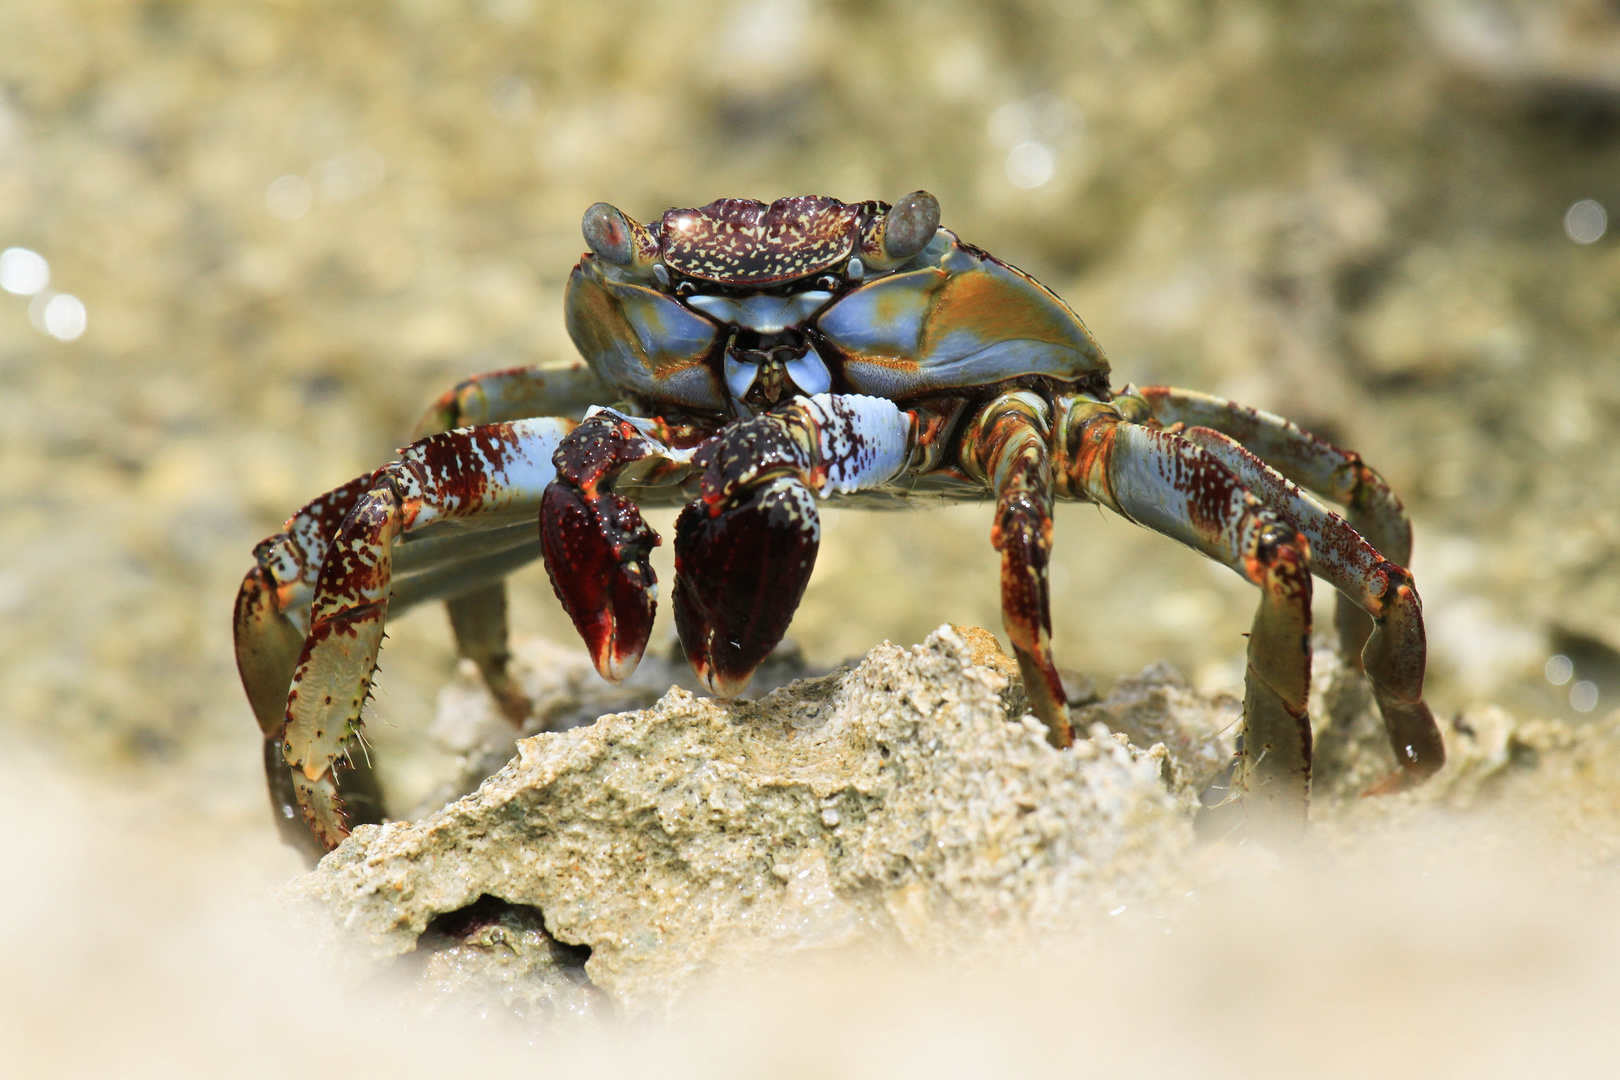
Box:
[2, 2, 1619, 1074]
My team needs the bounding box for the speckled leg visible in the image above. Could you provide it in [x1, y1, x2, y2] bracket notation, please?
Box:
[234, 474, 382, 858]
[412, 361, 612, 439]
[1173, 425, 1443, 792]
[1060, 400, 1314, 840]
[245, 417, 573, 851]
[1132, 387, 1411, 667]
[960, 391, 1071, 748]
[1130, 387, 1441, 792]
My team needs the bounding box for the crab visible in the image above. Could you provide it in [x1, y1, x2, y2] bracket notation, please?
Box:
[234, 191, 1443, 857]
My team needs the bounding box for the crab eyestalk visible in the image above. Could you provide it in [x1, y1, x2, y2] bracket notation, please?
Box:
[582, 202, 663, 279]
[859, 190, 941, 270]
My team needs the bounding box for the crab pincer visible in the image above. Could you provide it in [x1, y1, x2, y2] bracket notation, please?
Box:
[540, 413, 662, 682]
[674, 473, 820, 697]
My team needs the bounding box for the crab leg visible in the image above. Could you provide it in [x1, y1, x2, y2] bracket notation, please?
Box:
[261, 418, 575, 850]
[960, 391, 1071, 747]
[412, 360, 612, 439]
[1170, 426, 1443, 791]
[672, 394, 913, 696]
[1129, 387, 1411, 664]
[1126, 386, 1442, 790]
[1058, 399, 1314, 839]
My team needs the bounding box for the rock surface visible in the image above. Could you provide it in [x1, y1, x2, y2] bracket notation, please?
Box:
[282, 626, 1194, 1016]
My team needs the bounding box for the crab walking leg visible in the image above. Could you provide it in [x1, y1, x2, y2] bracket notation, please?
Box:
[412, 361, 612, 438]
[1130, 386, 1412, 665]
[284, 417, 574, 849]
[234, 473, 383, 855]
[673, 394, 913, 696]
[960, 391, 1071, 748]
[412, 362, 611, 723]
[1060, 401, 1314, 837]
[1174, 426, 1444, 790]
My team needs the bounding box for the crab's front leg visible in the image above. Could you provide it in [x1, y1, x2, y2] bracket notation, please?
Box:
[674, 395, 913, 694]
[280, 418, 572, 849]
[540, 411, 695, 682]
[959, 391, 1072, 748]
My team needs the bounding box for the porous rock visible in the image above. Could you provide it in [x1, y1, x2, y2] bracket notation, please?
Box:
[281, 626, 1192, 1016]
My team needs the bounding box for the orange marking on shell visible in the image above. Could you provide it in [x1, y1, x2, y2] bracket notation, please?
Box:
[921, 265, 1081, 355]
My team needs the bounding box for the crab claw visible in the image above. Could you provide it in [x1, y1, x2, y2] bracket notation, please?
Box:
[540, 482, 659, 683]
[673, 475, 820, 697]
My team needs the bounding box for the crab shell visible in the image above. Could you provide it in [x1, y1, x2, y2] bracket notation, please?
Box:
[563, 193, 1109, 413]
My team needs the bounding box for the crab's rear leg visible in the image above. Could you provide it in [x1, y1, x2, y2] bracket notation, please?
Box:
[1131, 388, 1411, 673]
[1130, 387, 1442, 792]
[1172, 426, 1443, 792]
[414, 362, 613, 723]
[1059, 400, 1314, 840]
[960, 391, 1071, 747]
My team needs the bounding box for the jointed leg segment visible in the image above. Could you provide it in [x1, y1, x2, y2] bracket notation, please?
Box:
[233, 417, 574, 849]
[1056, 398, 1316, 836]
[962, 391, 1071, 747]
[1133, 387, 1442, 791]
[414, 363, 612, 725]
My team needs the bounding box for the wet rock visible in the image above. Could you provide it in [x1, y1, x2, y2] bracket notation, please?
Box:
[281, 626, 1191, 1017]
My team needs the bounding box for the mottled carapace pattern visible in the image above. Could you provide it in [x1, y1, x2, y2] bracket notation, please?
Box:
[659, 195, 876, 285]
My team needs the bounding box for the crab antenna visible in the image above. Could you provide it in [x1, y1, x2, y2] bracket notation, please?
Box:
[860, 190, 941, 270]
[582, 202, 660, 274]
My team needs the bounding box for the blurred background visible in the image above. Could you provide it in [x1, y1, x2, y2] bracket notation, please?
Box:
[2, 2, 1619, 1070]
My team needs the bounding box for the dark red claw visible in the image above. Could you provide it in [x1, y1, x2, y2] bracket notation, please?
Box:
[673, 476, 819, 697]
[540, 481, 658, 683]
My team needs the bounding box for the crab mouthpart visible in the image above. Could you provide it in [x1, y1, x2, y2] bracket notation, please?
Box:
[672, 475, 820, 697]
[724, 339, 834, 409]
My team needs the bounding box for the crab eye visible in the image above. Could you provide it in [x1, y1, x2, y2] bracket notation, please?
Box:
[676, 280, 696, 297]
[816, 273, 840, 291]
[883, 191, 940, 262]
[583, 203, 636, 265]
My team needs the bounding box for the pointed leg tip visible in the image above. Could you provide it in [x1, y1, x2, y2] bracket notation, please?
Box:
[292, 768, 352, 852]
